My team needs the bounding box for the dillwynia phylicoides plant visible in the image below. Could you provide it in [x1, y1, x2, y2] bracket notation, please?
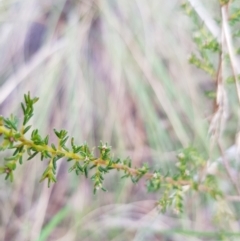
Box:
[0, 92, 222, 214]
[0, 0, 239, 215]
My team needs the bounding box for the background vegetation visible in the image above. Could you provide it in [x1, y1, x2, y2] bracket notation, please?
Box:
[0, 0, 240, 240]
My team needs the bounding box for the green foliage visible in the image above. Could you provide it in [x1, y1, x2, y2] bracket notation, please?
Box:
[182, 2, 220, 80]
[0, 93, 223, 213]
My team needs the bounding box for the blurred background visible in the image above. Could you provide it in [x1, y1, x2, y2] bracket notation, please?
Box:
[0, 0, 239, 240]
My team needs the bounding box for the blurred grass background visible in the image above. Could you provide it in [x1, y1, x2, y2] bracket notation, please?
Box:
[0, 0, 239, 240]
